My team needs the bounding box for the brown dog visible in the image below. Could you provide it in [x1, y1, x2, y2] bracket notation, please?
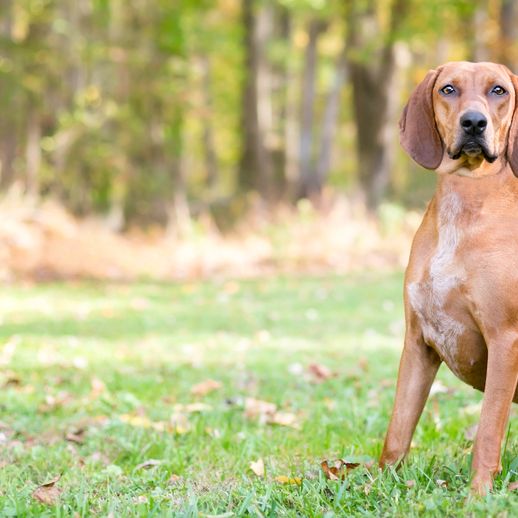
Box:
[380, 61, 518, 495]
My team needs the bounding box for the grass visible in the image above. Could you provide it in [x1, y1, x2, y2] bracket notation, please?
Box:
[0, 273, 517, 516]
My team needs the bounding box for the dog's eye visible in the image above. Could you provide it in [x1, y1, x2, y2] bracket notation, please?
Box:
[490, 85, 507, 96]
[440, 85, 456, 95]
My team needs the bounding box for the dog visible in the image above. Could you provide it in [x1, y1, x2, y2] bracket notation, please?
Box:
[379, 61, 518, 495]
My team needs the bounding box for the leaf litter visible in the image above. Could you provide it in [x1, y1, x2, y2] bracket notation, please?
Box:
[32, 474, 62, 505]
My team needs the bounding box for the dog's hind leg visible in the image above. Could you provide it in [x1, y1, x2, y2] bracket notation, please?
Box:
[470, 333, 518, 495]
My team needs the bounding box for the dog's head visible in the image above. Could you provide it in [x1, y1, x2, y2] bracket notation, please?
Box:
[400, 61, 518, 177]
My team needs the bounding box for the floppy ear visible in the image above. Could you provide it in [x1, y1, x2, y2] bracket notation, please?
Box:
[399, 69, 443, 170]
[506, 74, 518, 177]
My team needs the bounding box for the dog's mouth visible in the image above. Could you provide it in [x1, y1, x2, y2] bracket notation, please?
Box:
[449, 139, 497, 163]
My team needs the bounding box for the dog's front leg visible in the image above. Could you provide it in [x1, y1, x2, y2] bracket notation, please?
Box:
[380, 328, 441, 467]
[471, 335, 518, 495]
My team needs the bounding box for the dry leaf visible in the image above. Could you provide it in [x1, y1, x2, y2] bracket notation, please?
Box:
[405, 479, 416, 488]
[436, 479, 448, 488]
[168, 474, 182, 485]
[65, 427, 86, 444]
[170, 412, 191, 434]
[268, 411, 300, 429]
[135, 459, 162, 470]
[464, 424, 478, 441]
[250, 458, 265, 477]
[508, 481, 518, 491]
[173, 402, 212, 413]
[119, 414, 167, 432]
[3, 372, 21, 387]
[39, 391, 73, 413]
[191, 379, 222, 397]
[307, 363, 334, 383]
[274, 475, 302, 485]
[244, 398, 277, 420]
[32, 474, 62, 505]
[321, 459, 360, 480]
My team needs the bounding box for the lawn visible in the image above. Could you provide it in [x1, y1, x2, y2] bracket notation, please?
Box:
[0, 273, 517, 516]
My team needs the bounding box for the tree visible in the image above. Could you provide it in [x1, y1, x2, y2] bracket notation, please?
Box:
[238, 0, 274, 202]
[345, 0, 409, 211]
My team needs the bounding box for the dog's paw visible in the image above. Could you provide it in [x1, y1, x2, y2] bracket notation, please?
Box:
[470, 474, 493, 497]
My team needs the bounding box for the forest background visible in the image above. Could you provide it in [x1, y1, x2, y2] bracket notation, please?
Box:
[0, 0, 516, 280]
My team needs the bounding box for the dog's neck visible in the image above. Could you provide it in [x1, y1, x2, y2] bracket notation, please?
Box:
[435, 157, 518, 212]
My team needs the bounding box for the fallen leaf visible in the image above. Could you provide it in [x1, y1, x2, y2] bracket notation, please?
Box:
[250, 458, 265, 478]
[321, 459, 360, 481]
[3, 372, 21, 387]
[170, 412, 191, 434]
[135, 459, 162, 471]
[508, 481, 518, 491]
[173, 402, 212, 413]
[274, 475, 302, 485]
[363, 482, 373, 495]
[191, 379, 222, 397]
[119, 414, 167, 432]
[39, 391, 73, 413]
[405, 479, 416, 488]
[268, 411, 300, 429]
[134, 495, 148, 504]
[32, 474, 62, 505]
[464, 424, 478, 441]
[436, 479, 448, 488]
[308, 363, 335, 383]
[168, 474, 182, 485]
[244, 398, 277, 420]
[65, 427, 86, 444]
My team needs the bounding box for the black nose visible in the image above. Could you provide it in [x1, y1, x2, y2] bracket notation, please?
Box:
[460, 111, 487, 136]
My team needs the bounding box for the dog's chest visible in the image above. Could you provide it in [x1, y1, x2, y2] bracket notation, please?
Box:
[407, 192, 467, 371]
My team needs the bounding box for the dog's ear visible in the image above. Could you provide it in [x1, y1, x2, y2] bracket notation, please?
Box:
[399, 69, 443, 170]
[506, 73, 518, 177]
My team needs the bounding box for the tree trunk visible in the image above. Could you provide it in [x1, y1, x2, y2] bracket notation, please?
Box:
[200, 55, 219, 190]
[0, 0, 17, 192]
[297, 19, 327, 199]
[346, 0, 408, 211]
[238, 0, 273, 201]
[25, 108, 41, 197]
[278, 9, 298, 198]
[0, 131, 17, 192]
[499, 0, 518, 70]
[468, 1, 490, 62]
[314, 46, 347, 196]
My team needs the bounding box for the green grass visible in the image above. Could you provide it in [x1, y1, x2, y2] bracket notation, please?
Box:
[0, 273, 517, 516]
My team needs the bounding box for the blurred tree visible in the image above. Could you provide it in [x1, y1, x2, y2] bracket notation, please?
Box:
[298, 17, 327, 199]
[0, 0, 514, 227]
[239, 0, 274, 202]
[346, 0, 409, 211]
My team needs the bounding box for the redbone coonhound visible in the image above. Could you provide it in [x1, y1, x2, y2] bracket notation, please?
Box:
[380, 61, 518, 495]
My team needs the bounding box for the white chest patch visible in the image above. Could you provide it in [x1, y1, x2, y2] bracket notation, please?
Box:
[408, 191, 466, 372]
